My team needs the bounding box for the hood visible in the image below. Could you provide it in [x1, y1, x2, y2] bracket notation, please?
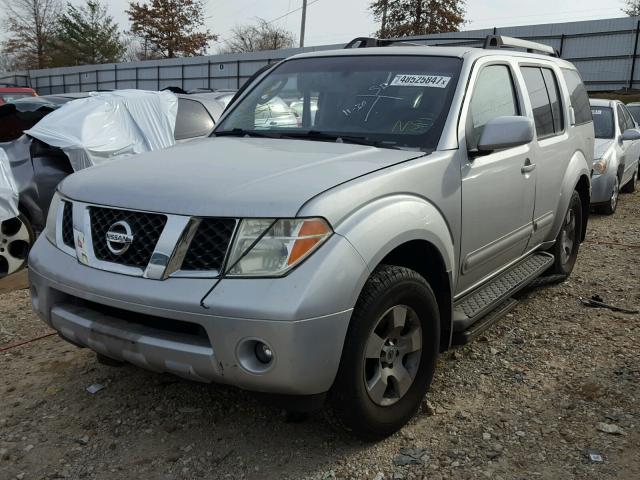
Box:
[594, 138, 614, 160]
[60, 137, 423, 217]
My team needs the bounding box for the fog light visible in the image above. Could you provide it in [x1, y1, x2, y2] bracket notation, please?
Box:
[255, 342, 273, 364]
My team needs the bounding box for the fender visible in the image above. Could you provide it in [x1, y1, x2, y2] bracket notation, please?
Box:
[332, 193, 455, 288]
[549, 150, 591, 242]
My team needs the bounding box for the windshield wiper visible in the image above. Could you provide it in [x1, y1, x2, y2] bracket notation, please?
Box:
[213, 128, 282, 139]
[281, 130, 400, 149]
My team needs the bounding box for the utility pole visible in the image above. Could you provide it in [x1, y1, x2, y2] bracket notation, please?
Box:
[381, 0, 388, 38]
[300, 0, 307, 48]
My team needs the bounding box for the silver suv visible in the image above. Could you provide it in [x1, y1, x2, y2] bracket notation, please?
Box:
[29, 36, 594, 439]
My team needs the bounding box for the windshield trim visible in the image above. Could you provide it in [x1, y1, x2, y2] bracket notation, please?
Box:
[212, 54, 462, 151]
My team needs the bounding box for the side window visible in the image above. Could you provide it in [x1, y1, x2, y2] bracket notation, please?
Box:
[468, 65, 519, 149]
[620, 104, 636, 130]
[521, 67, 554, 137]
[561, 68, 592, 125]
[520, 66, 564, 138]
[541, 68, 564, 132]
[616, 105, 626, 133]
[174, 98, 215, 140]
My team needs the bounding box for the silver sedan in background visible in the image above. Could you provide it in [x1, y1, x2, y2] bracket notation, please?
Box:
[589, 99, 640, 214]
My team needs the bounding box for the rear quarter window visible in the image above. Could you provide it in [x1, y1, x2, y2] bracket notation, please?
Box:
[561, 68, 592, 125]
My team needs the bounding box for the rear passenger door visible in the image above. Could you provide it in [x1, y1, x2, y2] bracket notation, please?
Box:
[457, 60, 537, 294]
[518, 64, 570, 248]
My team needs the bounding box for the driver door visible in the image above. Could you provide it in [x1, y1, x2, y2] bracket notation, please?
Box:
[457, 61, 537, 295]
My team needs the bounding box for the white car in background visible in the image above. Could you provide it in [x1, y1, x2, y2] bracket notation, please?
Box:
[589, 99, 640, 214]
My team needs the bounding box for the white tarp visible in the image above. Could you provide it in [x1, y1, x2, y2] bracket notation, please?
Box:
[0, 148, 19, 222]
[25, 90, 178, 171]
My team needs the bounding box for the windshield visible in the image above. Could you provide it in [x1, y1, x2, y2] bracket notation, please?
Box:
[216, 55, 462, 150]
[626, 104, 640, 124]
[591, 106, 614, 139]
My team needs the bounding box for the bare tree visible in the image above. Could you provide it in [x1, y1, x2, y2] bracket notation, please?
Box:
[623, 0, 640, 16]
[218, 18, 296, 54]
[1, 0, 62, 69]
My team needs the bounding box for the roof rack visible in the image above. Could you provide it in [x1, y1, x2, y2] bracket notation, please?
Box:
[343, 34, 559, 57]
[483, 35, 559, 57]
[343, 37, 422, 49]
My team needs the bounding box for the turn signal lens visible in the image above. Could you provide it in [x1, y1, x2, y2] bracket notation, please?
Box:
[288, 219, 332, 266]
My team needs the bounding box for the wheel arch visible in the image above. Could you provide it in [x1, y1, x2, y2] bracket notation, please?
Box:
[377, 240, 453, 352]
[574, 173, 590, 242]
[334, 195, 456, 352]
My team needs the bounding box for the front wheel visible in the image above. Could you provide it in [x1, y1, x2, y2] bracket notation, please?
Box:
[547, 190, 582, 279]
[599, 175, 619, 215]
[328, 265, 440, 440]
[621, 167, 638, 193]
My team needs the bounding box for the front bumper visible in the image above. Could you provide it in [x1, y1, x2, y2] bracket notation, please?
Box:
[29, 234, 369, 395]
[590, 172, 616, 205]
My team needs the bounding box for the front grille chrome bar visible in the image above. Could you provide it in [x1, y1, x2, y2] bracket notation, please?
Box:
[56, 198, 237, 280]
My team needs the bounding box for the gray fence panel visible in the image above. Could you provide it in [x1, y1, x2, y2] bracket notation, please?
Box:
[3, 17, 640, 92]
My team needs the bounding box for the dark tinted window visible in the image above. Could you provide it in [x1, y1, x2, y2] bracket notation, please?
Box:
[468, 65, 519, 149]
[541, 68, 563, 132]
[561, 69, 592, 125]
[590, 106, 614, 139]
[521, 67, 554, 137]
[620, 104, 636, 130]
[174, 98, 214, 140]
[626, 104, 640, 123]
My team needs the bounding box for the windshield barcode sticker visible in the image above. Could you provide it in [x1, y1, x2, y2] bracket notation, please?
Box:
[390, 74, 451, 88]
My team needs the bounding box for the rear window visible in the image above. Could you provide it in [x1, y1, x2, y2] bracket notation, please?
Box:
[590, 106, 614, 139]
[561, 69, 592, 125]
[174, 98, 215, 140]
[0, 93, 36, 103]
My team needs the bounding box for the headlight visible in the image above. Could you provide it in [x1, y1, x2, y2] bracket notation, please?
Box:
[45, 192, 62, 245]
[593, 151, 613, 175]
[226, 218, 332, 276]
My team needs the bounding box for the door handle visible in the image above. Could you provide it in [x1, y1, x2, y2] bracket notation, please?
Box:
[521, 159, 536, 174]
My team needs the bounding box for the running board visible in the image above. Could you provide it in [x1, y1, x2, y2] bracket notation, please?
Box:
[453, 252, 554, 334]
[452, 298, 518, 345]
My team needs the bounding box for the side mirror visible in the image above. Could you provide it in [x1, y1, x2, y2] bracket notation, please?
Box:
[621, 128, 640, 141]
[477, 116, 534, 153]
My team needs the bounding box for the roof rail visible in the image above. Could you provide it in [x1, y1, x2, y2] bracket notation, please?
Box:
[483, 35, 559, 57]
[343, 37, 423, 49]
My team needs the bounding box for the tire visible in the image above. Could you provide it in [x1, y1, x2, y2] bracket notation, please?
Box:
[0, 214, 35, 279]
[327, 265, 440, 440]
[547, 190, 582, 279]
[598, 175, 619, 215]
[96, 353, 124, 367]
[621, 167, 638, 194]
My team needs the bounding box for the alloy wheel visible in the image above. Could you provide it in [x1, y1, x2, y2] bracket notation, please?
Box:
[610, 177, 620, 211]
[362, 305, 422, 407]
[559, 207, 576, 265]
[0, 217, 32, 277]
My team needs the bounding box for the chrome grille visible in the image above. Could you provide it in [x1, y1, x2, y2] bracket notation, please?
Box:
[61, 201, 74, 248]
[181, 218, 236, 271]
[89, 207, 167, 269]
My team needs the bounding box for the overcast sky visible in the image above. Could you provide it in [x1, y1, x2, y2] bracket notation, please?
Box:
[89, 0, 628, 50]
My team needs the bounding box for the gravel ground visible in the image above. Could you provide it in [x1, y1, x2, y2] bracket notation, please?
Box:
[1, 191, 639, 480]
